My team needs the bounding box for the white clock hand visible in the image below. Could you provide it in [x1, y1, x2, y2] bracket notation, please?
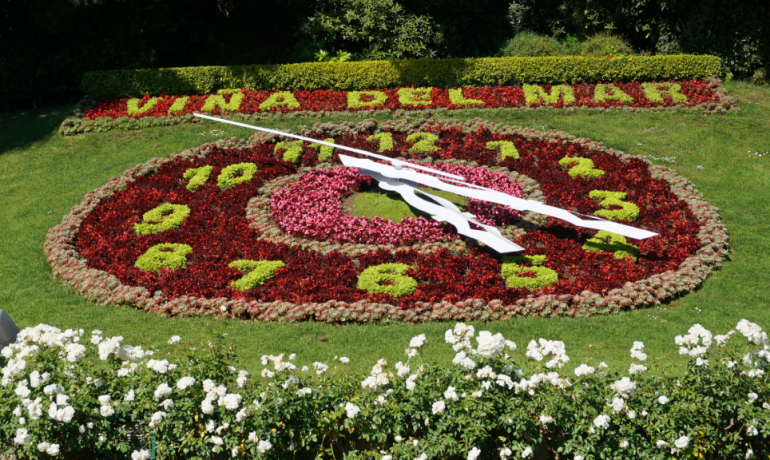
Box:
[192, 113, 466, 181]
[341, 155, 658, 242]
[193, 113, 658, 253]
[367, 169, 525, 253]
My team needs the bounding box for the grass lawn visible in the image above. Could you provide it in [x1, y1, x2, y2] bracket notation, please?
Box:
[1, 80, 769, 376]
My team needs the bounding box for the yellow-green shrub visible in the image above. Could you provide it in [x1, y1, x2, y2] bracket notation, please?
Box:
[82, 55, 722, 99]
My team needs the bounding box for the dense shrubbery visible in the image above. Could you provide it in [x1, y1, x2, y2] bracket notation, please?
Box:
[2, 320, 769, 459]
[80, 56, 722, 100]
[579, 33, 635, 58]
[497, 32, 572, 57]
[505, 0, 768, 78]
[497, 31, 636, 58]
[2, 0, 767, 109]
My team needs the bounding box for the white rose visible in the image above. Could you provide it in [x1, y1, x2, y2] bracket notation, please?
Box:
[409, 334, 427, 349]
[209, 436, 224, 446]
[344, 402, 360, 418]
[476, 331, 506, 359]
[257, 440, 272, 453]
[14, 428, 30, 445]
[674, 436, 689, 448]
[432, 400, 446, 414]
[221, 393, 242, 410]
[177, 377, 196, 390]
[201, 399, 214, 415]
[131, 450, 151, 460]
[593, 414, 610, 430]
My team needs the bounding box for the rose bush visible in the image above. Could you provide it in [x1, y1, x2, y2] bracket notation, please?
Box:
[1, 319, 769, 459]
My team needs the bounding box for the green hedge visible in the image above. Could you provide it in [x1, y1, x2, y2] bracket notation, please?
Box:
[82, 55, 723, 99]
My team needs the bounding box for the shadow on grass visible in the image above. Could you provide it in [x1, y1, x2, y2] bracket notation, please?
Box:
[0, 104, 74, 156]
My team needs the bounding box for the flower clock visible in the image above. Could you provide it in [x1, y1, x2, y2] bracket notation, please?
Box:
[45, 118, 728, 322]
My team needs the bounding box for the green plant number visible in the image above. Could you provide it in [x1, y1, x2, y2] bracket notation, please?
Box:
[589, 190, 640, 221]
[406, 132, 439, 154]
[135, 243, 193, 272]
[357, 263, 418, 298]
[501, 255, 559, 290]
[367, 132, 394, 152]
[229, 260, 285, 291]
[133, 203, 191, 236]
[559, 156, 605, 179]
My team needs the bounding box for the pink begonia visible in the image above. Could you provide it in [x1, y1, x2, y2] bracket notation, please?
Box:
[269, 165, 523, 246]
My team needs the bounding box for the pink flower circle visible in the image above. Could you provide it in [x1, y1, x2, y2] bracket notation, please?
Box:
[269, 163, 524, 246]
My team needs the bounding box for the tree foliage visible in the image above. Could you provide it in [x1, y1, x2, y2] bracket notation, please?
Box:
[506, 0, 769, 76]
[0, 0, 766, 110]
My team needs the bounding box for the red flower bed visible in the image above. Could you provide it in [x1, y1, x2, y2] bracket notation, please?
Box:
[81, 79, 730, 121]
[45, 120, 729, 321]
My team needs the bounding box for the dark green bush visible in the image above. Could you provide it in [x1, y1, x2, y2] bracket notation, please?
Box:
[505, 0, 768, 78]
[82, 55, 722, 100]
[497, 31, 572, 57]
[581, 33, 636, 57]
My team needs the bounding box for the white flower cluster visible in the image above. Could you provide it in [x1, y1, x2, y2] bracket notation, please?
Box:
[675, 324, 713, 358]
[236, 370, 249, 388]
[406, 373, 419, 391]
[593, 414, 610, 430]
[3, 325, 88, 386]
[445, 323, 515, 360]
[246, 432, 273, 453]
[733, 320, 770, 374]
[737, 320, 769, 346]
[37, 442, 61, 457]
[630, 341, 647, 361]
[177, 376, 196, 390]
[312, 361, 328, 377]
[146, 359, 175, 374]
[131, 449, 151, 460]
[629, 363, 648, 375]
[526, 339, 569, 368]
[574, 364, 595, 376]
[452, 351, 477, 370]
[97, 333, 152, 363]
[260, 353, 297, 378]
[445, 323, 476, 351]
[611, 377, 637, 399]
[345, 401, 361, 418]
[362, 359, 390, 389]
[148, 410, 167, 428]
[98, 394, 115, 417]
[6, 319, 770, 460]
[446, 324, 516, 375]
[395, 361, 410, 377]
[200, 379, 242, 414]
[476, 331, 507, 359]
[513, 372, 571, 395]
[674, 435, 690, 448]
[405, 334, 427, 359]
[432, 400, 446, 415]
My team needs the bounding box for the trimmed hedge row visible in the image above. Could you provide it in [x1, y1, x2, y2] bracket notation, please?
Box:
[82, 55, 723, 99]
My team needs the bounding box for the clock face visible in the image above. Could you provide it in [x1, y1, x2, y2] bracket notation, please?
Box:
[46, 120, 727, 321]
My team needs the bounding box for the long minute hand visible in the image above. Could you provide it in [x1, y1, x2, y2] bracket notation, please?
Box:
[340, 155, 658, 241]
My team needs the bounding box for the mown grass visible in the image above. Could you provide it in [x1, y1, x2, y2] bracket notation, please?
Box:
[1, 80, 769, 376]
[348, 187, 467, 221]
